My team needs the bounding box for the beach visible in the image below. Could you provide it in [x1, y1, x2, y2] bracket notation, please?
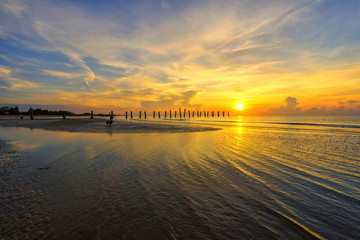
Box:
[0, 116, 221, 133]
[1, 115, 360, 239]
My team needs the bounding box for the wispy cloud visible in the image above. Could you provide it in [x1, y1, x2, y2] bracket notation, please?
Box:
[0, 65, 39, 90]
[62, 50, 96, 86]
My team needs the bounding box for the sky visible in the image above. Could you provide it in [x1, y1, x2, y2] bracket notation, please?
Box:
[0, 0, 359, 115]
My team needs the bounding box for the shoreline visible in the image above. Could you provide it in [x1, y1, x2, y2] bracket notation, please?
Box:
[0, 117, 221, 133]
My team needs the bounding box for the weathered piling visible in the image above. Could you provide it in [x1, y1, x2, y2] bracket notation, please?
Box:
[170, 110, 172, 118]
[165, 111, 167, 118]
[223, 111, 225, 117]
[200, 111, 202, 117]
[184, 109, 186, 118]
[188, 110, 190, 118]
[145, 111, 147, 119]
[192, 111, 195, 118]
[175, 111, 177, 118]
[131, 111, 133, 119]
[126, 111, 128, 119]
[217, 111, 220, 117]
[179, 108, 181, 118]
[153, 111, 155, 119]
[111, 111, 114, 119]
[139, 111, 142, 119]
[63, 112, 66, 119]
[204, 111, 206, 117]
[207, 111, 209, 117]
[212, 111, 214, 117]
[31, 110, 34, 120]
[228, 112, 229, 117]
[197, 111, 199, 117]
[90, 110, 94, 119]
[158, 111, 160, 118]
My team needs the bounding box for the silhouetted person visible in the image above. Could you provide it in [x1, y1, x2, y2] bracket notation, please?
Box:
[106, 117, 113, 126]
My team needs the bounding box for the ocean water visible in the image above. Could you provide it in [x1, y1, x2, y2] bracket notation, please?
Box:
[0, 115, 359, 239]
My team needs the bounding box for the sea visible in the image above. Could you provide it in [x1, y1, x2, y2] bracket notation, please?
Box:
[0, 115, 359, 239]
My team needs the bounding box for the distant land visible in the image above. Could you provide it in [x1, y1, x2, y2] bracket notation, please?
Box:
[0, 104, 73, 113]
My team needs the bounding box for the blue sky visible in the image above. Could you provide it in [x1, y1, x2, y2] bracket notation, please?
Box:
[0, 0, 359, 114]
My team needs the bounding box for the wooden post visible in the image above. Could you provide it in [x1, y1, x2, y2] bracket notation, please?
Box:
[207, 111, 209, 117]
[63, 112, 66, 119]
[31, 110, 34, 120]
[204, 111, 206, 117]
[217, 111, 220, 117]
[145, 111, 147, 119]
[131, 111, 133, 119]
[200, 111, 201, 117]
[175, 111, 177, 118]
[223, 111, 225, 117]
[170, 110, 172, 118]
[228, 112, 229, 117]
[139, 111, 142, 119]
[153, 111, 155, 119]
[111, 111, 113, 119]
[165, 111, 167, 118]
[179, 108, 181, 118]
[184, 109, 186, 118]
[126, 111, 128, 119]
[158, 111, 160, 118]
[188, 110, 190, 118]
[212, 111, 214, 117]
[90, 110, 94, 119]
[192, 111, 194, 118]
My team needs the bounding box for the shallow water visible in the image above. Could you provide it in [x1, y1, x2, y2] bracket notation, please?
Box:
[1, 116, 359, 239]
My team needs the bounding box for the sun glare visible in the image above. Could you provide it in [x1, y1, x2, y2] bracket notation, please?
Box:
[236, 104, 244, 111]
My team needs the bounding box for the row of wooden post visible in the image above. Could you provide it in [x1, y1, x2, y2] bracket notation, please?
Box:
[120, 109, 230, 119]
[27, 109, 228, 120]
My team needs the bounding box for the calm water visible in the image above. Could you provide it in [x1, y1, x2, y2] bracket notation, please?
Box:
[1, 116, 359, 239]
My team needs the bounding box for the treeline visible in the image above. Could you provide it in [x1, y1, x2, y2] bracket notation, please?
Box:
[0, 106, 20, 115]
[0, 106, 75, 116]
[27, 107, 75, 116]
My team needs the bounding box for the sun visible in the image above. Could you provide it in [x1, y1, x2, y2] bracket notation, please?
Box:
[236, 103, 244, 111]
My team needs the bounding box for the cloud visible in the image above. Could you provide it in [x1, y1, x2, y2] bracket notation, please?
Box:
[182, 90, 201, 107]
[339, 100, 359, 105]
[1, 0, 26, 17]
[141, 90, 201, 109]
[0, 67, 11, 75]
[0, 65, 39, 90]
[62, 50, 96, 86]
[305, 106, 360, 115]
[271, 96, 301, 114]
[272, 96, 360, 115]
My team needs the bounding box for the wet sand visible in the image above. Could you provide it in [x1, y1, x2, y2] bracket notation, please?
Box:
[0, 117, 220, 133]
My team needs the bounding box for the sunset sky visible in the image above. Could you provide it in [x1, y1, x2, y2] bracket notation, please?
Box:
[0, 0, 359, 114]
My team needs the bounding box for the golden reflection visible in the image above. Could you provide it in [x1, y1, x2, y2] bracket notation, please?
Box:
[237, 127, 242, 134]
